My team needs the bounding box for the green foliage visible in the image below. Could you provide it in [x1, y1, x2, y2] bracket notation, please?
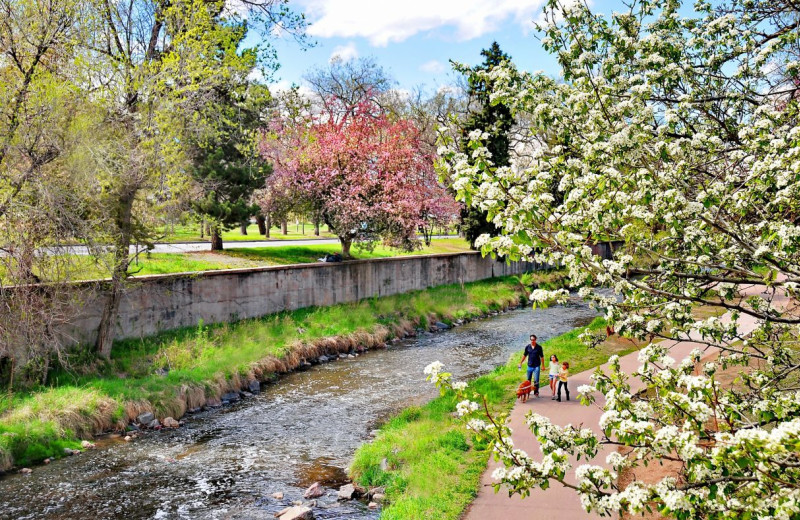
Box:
[459, 42, 514, 247]
[350, 316, 634, 520]
[0, 277, 527, 469]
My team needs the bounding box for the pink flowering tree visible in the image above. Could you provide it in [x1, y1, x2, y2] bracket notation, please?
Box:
[260, 98, 458, 258]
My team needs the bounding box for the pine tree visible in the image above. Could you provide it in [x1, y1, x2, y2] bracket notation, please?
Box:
[460, 42, 513, 248]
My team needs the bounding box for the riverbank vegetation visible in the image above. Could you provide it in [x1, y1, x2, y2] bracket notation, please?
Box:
[349, 318, 638, 519]
[0, 273, 565, 471]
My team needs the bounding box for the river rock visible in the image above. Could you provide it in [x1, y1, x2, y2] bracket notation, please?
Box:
[147, 419, 161, 429]
[248, 380, 261, 393]
[372, 493, 385, 503]
[434, 321, 451, 330]
[19, 468, 32, 474]
[221, 392, 240, 403]
[272, 491, 284, 500]
[338, 353, 348, 359]
[137, 412, 155, 425]
[64, 448, 75, 456]
[241, 391, 254, 398]
[303, 482, 324, 499]
[162, 417, 179, 428]
[81, 440, 95, 449]
[337, 484, 356, 500]
[275, 506, 313, 520]
[43, 458, 50, 464]
[368, 502, 379, 510]
[123, 435, 132, 442]
[206, 397, 222, 408]
[317, 355, 329, 363]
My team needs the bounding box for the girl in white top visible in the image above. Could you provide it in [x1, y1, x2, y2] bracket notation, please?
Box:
[548, 354, 560, 399]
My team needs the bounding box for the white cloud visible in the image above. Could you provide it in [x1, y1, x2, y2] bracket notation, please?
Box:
[329, 42, 359, 63]
[303, 0, 548, 46]
[420, 60, 446, 74]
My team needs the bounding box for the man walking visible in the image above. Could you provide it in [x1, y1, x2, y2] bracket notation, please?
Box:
[518, 334, 544, 397]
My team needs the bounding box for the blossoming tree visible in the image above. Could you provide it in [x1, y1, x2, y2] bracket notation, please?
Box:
[261, 98, 458, 257]
[435, 0, 800, 518]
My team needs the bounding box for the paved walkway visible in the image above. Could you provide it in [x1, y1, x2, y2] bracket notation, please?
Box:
[41, 235, 460, 256]
[465, 285, 788, 520]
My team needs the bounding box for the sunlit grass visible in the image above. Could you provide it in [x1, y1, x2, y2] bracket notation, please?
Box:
[0, 275, 531, 470]
[350, 316, 636, 520]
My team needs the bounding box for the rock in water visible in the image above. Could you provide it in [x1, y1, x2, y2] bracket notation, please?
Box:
[19, 468, 32, 474]
[81, 440, 95, 449]
[434, 321, 451, 330]
[271, 491, 284, 500]
[221, 392, 240, 403]
[368, 502, 379, 510]
[303, 482, 324, 499]
[162, 417, 179, 428]
[137, 412, 155, 425]
[248, 379, 261, 393]
[337, 484, 356, 500]
[276, 506, 313, 520]
[147, 419, 161, 429]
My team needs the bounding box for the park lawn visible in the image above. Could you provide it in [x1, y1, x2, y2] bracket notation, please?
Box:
[349, 316, 638, 520]
[158, 222, 340, 242]
[0, 274, 550, 470]
[219, 238, 472, 265]
[2, 239, 472, 283]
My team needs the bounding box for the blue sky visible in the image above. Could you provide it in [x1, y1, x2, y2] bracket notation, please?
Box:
[255, 0, 567, 94]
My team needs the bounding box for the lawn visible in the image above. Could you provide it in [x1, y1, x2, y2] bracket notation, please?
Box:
[349, 317, 640, 520]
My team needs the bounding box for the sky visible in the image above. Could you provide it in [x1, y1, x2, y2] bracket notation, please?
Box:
[254, 0, 568, 94]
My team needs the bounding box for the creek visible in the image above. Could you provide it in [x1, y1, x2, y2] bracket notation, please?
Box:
[0, 299, 598, 520]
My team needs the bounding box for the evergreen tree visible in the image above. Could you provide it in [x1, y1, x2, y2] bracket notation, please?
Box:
[190, 25, 272, 251]
[460, 42, 513, 248]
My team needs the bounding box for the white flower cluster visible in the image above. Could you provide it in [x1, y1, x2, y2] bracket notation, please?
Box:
[434, 0, 800, 517]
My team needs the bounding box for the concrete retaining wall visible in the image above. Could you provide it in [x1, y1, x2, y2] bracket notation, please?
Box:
[64, 252, 537, 345]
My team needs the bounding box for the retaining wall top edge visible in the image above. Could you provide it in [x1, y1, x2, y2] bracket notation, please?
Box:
[67, 251, 496, 286]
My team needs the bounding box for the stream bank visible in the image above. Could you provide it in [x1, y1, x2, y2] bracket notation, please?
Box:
[0, 285, 597, 519]
[0, 273, 567, 473]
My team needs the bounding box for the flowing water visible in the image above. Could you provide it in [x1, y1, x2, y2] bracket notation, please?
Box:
[0, 299, 598, 520]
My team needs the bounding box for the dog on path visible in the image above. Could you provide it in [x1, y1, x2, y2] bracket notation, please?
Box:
[516, 380, 532, 402]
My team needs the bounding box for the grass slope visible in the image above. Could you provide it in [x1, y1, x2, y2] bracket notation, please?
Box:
[0, 273, 563, 471]
[349, 316, 638, 520]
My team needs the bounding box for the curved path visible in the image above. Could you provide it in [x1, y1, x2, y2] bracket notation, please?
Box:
[465, 285, 787, 520]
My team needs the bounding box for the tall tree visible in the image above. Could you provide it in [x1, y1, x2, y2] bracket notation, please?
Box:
[457, 42, 513, 248]
[79, 0, 306, 356]
[261, 98, 456, 258]
[190, 56, 272, 251]
[438, 0, 800, 517]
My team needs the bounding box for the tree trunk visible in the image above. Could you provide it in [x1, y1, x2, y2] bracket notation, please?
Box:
[340, 237, 352, 259]
[200, 217, 205, 239]
[96, 191, 135, 358]
[265, 215, 271, 238]
[240, 221, 248, 235]
[281, 219, 288, 235]
[256, 215, 267, 235]
[211, 226, 223, 251]
[314, 219, 320, 236]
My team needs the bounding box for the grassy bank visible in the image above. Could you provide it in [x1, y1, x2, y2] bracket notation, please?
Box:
[0, 272, 565, 472]
[3, 239, 472, 282]
[349, 317, 639, 520]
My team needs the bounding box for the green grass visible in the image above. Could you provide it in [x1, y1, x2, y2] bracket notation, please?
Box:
[157, 222, 341, 242]
[0, 274, 545, 471]
[2, 240, 472, 283]
[349, 316, 637, 520]
[223, 239, 472, 265]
